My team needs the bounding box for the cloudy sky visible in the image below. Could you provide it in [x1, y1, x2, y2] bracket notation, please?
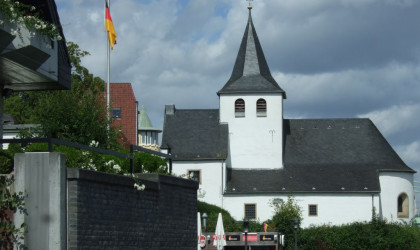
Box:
[56, 0, 420, 203]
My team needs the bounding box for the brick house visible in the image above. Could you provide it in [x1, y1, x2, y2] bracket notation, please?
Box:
[109, 82, 138, 146]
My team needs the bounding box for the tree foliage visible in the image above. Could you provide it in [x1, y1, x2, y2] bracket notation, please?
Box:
[267, 195, 303, 248]
[2, 41, 168, 175]
[197, 201, 263, 233]
[4, 41, 117, 148]
[0, 176, 25, 248]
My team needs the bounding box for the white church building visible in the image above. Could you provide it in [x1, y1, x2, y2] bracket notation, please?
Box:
[161, 8, 416, 228]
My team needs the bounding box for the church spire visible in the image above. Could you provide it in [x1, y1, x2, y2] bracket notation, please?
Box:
[217, 5, 285, 97]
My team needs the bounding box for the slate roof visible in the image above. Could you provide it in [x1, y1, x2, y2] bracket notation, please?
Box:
[225, 118, 414, 194]
[161, 106, 228, 160]
[217, 10, 285, 97]
[162, 113, 414, 193]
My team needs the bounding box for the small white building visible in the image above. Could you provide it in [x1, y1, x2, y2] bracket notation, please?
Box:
[138, 106, 161, 151]
[161, 8, 416, 227]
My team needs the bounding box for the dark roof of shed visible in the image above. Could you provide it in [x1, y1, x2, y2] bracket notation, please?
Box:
[161, 107, 228, 160]
[225, 118, 414, 194]
[217, 10, 285, 97]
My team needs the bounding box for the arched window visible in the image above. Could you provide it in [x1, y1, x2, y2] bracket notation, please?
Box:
[256, 99, 267, 117]
[235, 99, 245, 117]
[397, 193, 409, 218]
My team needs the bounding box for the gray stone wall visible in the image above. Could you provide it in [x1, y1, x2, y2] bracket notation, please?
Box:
[67, 168, 198, 250]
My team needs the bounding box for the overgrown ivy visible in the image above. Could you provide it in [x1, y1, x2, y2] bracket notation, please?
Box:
[0, 176, 25, 248]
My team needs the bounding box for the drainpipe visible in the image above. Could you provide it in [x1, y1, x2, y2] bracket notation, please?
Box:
[371, 193, 375, 219]
[0, 85, 3, 148]
[221, 160, 225, 208]
[168, 147, 172, 174]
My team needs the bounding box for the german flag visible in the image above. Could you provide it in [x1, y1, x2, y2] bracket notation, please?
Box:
[105, 1, 117, 49]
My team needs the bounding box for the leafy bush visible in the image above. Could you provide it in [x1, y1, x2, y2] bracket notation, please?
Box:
[0, 151, 13, 174]
[3, 142, 167, 176]
[0, 144, 24, 174]
[298, 220, 420, 250]
[266, 195, 302, 248]
[134, 152, 167, 174]
[197, 201, 262, 232]
[0, 176, 25, 247]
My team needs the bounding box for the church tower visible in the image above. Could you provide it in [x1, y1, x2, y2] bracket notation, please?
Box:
[218, 6, 286, 169]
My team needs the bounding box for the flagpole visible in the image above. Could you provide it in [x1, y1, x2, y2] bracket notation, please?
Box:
[106, 0, 111, 133]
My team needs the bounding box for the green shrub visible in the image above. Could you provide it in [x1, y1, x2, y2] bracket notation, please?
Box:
[267, 195, 302, 249]
[133, 152, 167, 174]
[197, 201, 263, 232]
[0, 151, 13, 174]
[298, 220, 420, 250]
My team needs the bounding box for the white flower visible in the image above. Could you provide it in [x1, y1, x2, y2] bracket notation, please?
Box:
[89, 140, 99, 147]
[112, 164, 121, 172]
[105, 160, 114, 167]
[134, 183, 145, 191]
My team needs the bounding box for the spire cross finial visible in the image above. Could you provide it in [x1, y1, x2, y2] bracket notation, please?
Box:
[246, 0, 253, 9]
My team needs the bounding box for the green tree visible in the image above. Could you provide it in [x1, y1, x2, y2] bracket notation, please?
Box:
[4, 41, 118, 148]
[268, 195, 303, 248]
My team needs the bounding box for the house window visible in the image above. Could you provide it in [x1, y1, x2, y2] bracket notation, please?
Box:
[256, 99, 267, 117]
[112, 107, 121, 119]
[235, 99, 245, 117]
[244, 203, 256, 220]
[151, 132, 157, 145]
[308, 204, 318, 216]
[397, 193, 409, 218]
[141, 132, 147, 144]
[188, 170, 201, 184]
[147, 131, 152, 145]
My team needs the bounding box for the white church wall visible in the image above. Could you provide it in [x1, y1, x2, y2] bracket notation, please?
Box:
[223, 193, 378, 228]
[171, 160, 225, 207]
[219, 93, 283, 169]
[379, 171, 415, 223]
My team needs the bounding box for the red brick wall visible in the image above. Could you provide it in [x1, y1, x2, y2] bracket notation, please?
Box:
[109, 83, 137, 146]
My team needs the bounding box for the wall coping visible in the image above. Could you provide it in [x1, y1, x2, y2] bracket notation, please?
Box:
[67, 168, 198, 191]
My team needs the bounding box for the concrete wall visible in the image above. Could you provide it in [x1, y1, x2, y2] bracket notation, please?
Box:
[14, 152, 67, 250]
[14, 152, 199, 250]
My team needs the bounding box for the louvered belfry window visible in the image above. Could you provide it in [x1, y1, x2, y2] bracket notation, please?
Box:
[256, 98, 267, 117]
[235, 99, 245, 117]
